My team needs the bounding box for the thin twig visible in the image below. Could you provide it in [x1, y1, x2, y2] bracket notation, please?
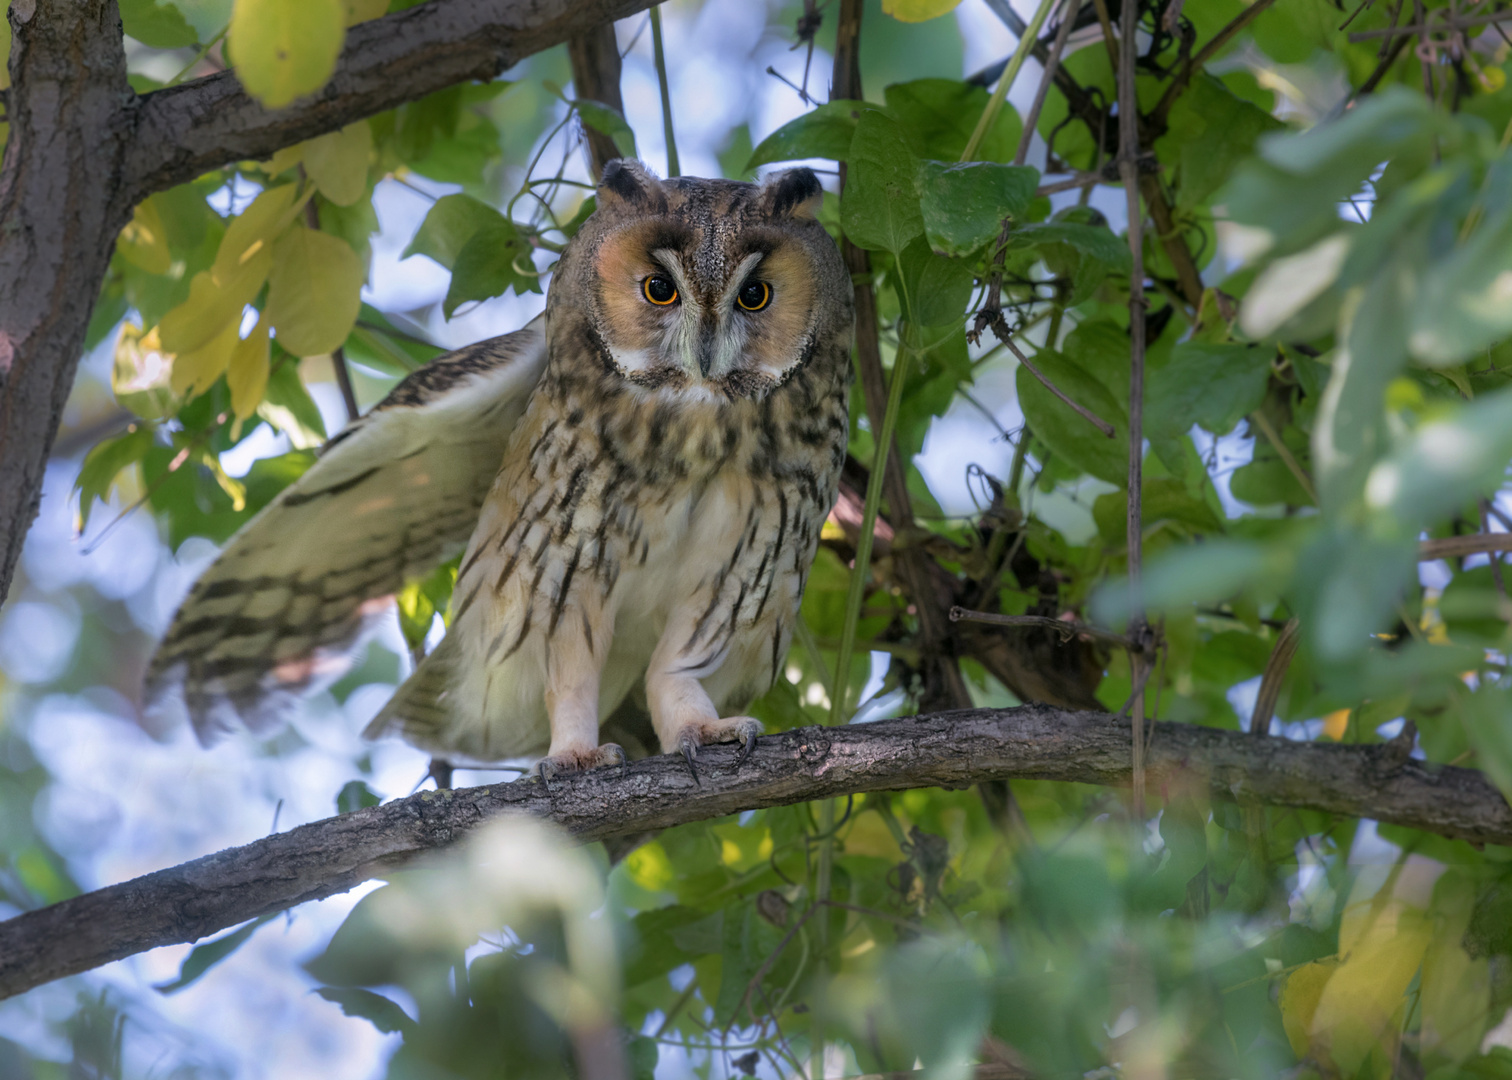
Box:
[1249, 410, 1317, 505]
[1347, 8, 1512, 39]
[1150, 0, 1281, 127]
[649, 6, 680, 177]
[950, 606, 1131, 648]
[1248, 618, 1301, 737]
[1417, 533, 1512, 560]
[1013, 0, 1082, 166]
[961, 0, 1060, 162]
[1002, 338, 1116, 437]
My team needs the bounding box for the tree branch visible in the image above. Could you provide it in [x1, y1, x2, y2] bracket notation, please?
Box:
[123, 0, 657, 200]
[3, 704, 1509, 1001]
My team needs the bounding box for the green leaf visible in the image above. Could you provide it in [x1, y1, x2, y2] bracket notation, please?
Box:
[1093, 479, 1224, 546]
[1410, 167, 1512, 366]
[841, 110, 924, 255]
[266, 226, 365, 356]
[154, 915, 275, 994]
[628, 1035, 659, 1080]
[1093, 539, 1294, 626]
[336, 780, 380, 814]
[576, 99, 638, 159]
[1008, 214, 1131, 306]
[1146, 343, 1272, 440]
[302, 122, 373, 207]
[74, 426, 154, 532]
[746, 99, 866, 169]
[402, 193, 507, 270]
[1363, 383, 1512, 534]
[917, 160, 1037, 257]
[894, 236, 974, 326]
[443, 217, 542, 318]
[120, 0, 198, 48]
[1159, 73, 1284, 212]
[258, 355, 327, 448]
[884, 79, 1021, 163]
[1457, 688, 1512, 806]
[1015, 350, 1126, 486]
[229, 0, 345, 109]
[313, 987, 416, 1036]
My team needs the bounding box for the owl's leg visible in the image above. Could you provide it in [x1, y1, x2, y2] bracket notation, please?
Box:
[645, 650, 762, 784]
[537, 616, 624, 789]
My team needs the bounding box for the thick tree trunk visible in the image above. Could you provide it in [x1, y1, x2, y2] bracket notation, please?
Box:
[1, 703, 1506, 1001]
[0, 0, 134, 605]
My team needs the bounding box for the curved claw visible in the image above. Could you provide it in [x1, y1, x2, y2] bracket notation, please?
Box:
[734, 723, 759, 768]
[679, 736, 702, 787]
[538, 758, 560, 793]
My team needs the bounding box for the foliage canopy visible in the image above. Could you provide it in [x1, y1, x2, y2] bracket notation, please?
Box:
[10, 0, 1512, 1077]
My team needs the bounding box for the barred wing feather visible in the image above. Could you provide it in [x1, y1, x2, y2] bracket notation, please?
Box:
[146, 318, 548, 740]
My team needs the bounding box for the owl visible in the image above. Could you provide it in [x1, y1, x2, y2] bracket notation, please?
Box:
[146, 162, 855, 783]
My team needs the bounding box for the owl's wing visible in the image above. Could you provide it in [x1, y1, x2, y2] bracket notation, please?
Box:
[146, 316, 548, 741]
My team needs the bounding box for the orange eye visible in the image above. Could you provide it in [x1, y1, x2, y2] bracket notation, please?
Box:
[737, 280, 771, 311]
[643, 275, 678, 305]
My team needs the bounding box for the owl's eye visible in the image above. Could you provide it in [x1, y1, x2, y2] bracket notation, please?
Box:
[736, 280, 772, 312]
[643, 275, 679, 306]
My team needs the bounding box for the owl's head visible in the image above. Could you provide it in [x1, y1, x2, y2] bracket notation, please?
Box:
[552, 161, 853, 402]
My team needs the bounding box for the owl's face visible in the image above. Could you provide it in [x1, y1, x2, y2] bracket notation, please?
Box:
[554, 162, 852, 403]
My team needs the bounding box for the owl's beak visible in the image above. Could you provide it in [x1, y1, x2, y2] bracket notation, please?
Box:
[696, 318, 718, 379]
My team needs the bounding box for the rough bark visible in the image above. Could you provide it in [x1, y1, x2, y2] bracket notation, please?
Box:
[0, 0, 135, 609]
[0, 0, 660, 605]
[2, 704, 1507, 1000]
[567, 21, 625, 180]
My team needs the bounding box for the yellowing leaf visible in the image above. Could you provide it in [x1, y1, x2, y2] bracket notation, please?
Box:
[266, 226, 364, 355]
[229, 0, 345, 109]
[228, 316, 270, 423]
[1279, 958, 1340, 1058]
[881, 0, 962, 21]
[1420, 871, 1493, 1061]
[214, 184, 301, 280]
[117, 198, 173, 275]
[158, 257, 265, 356]
[170, 316, 240, 399]
[303, 122, 372, 206]
[113, 323, 180, 420]
[264, 143, 304, 177]
[1310, 892, 1432, 1074]
[343, 0, 386, 25]
[160, 186, 300, 355]
[1321, 708, 1350, 740]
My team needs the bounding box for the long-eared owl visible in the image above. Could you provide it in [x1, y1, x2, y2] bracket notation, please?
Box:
[147, 162, 855, 779]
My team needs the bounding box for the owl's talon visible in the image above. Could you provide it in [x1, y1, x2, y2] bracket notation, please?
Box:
[537, 743, 627, 791]
[538, 758, 560, 792]
[735, 722, 760, 768]
[680, 736, 702, 787]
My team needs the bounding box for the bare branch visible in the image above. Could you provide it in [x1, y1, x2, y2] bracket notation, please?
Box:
[1418, 533, 1512, 560]
[3, 704, 1510, 1001]
[122, 0, 659, 200]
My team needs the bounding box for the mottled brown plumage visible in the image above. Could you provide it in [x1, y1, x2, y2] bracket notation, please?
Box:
[149, 163, 854, 777]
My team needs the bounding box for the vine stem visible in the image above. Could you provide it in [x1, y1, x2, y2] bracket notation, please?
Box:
[1115, 0, 1149, 819]
[960, 0, 1059, 162]
[649, 6, 680, 177]
[814, 305, 915, 1080]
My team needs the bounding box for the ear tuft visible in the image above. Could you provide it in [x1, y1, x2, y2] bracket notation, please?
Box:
[760, 168, 823, 218]
[599, 159, 665, 210]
